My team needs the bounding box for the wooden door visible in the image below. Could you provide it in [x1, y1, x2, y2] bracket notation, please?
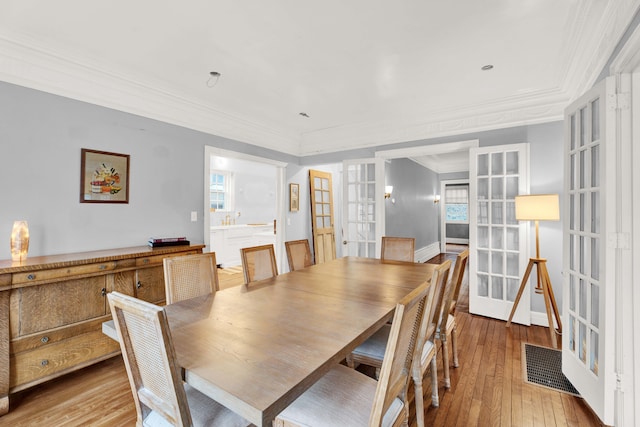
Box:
[309, 169, 336, 263]
[469, 143, 530, 324]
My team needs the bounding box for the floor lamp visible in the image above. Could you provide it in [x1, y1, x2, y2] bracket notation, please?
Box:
[506, 194, 562, 348]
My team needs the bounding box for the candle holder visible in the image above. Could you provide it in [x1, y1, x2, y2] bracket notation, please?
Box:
[10, 220, 29, 262]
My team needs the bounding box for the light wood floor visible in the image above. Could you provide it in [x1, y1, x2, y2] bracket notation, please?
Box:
[0, 258, 605, 427]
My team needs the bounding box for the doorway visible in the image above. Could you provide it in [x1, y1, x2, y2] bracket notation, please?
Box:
[203, 146, 287, 271]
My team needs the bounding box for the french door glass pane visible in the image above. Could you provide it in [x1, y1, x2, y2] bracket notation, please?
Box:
[477, 154, 488, 175]
[491, 177, 503, 199]
[491, 153, 504, 174]
[478, 274, 488, 296]
[590, 331, 599, 374]
[491, 276, 503, 299]
[591, 98, 600, 141]
[478, 250, 489, 273]
[507, 278, 519, 302]
[506, 228, 518, 250]
[506, 151, 519, 174]
[492, 202, 503, 224]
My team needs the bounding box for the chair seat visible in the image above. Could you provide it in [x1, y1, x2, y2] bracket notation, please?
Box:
[276, 364, 403, 427]
[420, 339, 435, 366]
[436, 315, 455, 338]
[350, 324, 391, 364]
[144, 383, 250, 427]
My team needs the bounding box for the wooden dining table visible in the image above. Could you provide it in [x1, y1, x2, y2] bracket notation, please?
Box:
[105, 256, 436, 426]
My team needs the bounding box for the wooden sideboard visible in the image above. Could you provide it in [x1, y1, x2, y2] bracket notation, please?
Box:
[0, 244, 204, 415]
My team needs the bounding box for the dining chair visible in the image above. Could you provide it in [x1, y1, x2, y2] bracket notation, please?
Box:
[380, 236, 415, 263]
[106, 291, 250, 427]
[345, 260, 452, 425]
[273, 280, 430, 427]
[439, 249, 469, 375]
[163, 252, 219, 304]
[284, 239, 314, 271]
[240, 244, 278, 284]
[434, 257, 458, 389]
[448, 249, 470, 316]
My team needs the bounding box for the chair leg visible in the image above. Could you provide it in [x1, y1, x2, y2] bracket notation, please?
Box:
[430, 357, 439, 407]
[413, 375, 426, 427]
[441, 338, 451, 389]
[451, 327, 459, 368]
[345, 354, 355, 369]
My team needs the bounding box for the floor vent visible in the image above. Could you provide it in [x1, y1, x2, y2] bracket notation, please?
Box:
[523, 343, 580, 396]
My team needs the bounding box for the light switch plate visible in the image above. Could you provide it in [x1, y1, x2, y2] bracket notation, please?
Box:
[191, 211, 197, 222]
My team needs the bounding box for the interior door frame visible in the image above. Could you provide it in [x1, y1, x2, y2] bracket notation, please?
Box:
[439, 178, 470, 253]
[375, 139, 479, 250]
[605, 23, 640, 425]
[203, 146, 287, 271]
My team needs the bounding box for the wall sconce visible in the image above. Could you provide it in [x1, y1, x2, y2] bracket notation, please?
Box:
[384, 186, 393, 199]
[10, 220, 29, 262]
[434, 195, 441, 204]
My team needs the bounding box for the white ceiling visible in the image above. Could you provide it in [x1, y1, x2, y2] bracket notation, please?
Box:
[0, 1, 636, 158]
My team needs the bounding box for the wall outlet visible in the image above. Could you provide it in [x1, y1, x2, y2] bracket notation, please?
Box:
[190, 211, 197, 222]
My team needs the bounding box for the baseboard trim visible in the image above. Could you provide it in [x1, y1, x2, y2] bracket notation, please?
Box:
[530, 311, 561, 329]
[415, 242, 441, 263]
[446, 238, 469, 245]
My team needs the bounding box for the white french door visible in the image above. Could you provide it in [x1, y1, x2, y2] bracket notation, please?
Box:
[342, 159, 384, 257]
[562, 77, 616, 425]
[469, 144, 530, 323]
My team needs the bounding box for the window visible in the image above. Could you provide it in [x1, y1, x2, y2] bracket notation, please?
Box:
[210, 171, 234, 211]
[445, 184, 469, 223]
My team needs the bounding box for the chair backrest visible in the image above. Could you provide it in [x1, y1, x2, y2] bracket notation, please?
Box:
[285, 239, 313, 271]
[449, 249, 469, 315]
[107, 291, 192, 426]
[381, 236, 415, 263]
[163, 252, 218, 304]
[240, 244, 278, 284]
[369, 281, 430, 425]
[412, 260, 452, 374]
[424, 260, 453, 342]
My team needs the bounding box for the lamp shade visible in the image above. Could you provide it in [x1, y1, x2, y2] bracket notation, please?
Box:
[515, 194, 560, 221]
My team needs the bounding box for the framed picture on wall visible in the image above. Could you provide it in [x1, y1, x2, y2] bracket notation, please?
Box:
[80, 148, 130, 203]
[289, 183, 299, 212]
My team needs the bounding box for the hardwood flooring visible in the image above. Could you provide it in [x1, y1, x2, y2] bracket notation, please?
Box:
[0, 254, 605, 426]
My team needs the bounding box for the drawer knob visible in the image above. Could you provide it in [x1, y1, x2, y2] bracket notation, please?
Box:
[27, 274, 35, 280]
[41, 360, 49, 367]
[41, 336, 49, 344]
[143, 259, 150, 264]
[99, 264, 107, 270]
[137, 281, 142, 289]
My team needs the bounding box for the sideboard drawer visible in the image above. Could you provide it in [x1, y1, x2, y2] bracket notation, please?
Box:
[9, 330, 120, 390]
[12, 261, 117, 285]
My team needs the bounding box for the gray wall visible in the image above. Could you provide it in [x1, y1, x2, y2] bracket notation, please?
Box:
[0, 81, 295, 259]
[385, 158, 439, 250]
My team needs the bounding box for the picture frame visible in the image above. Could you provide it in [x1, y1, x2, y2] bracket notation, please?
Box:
[289, 183, 299, 212]
[80, 148, 130, 203]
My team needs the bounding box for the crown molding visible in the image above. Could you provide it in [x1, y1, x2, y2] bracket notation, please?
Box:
[299, 91, 568, 156]
[0, 34, 302, 156]
[559, 0, 640, 99]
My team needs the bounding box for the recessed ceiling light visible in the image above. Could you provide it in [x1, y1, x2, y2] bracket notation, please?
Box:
[299, 112, 310, 118]
[481, 65, 494, 71]
[206, 71, 221, 87]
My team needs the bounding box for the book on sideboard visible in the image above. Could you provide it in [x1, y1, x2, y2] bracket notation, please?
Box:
[148, 238, 190, 248]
